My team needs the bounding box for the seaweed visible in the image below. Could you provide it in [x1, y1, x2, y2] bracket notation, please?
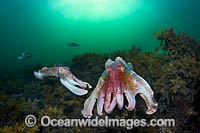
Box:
[0, 123, 39, 133]
[154, 27, 200, 104]
[154, 27, 200, 131]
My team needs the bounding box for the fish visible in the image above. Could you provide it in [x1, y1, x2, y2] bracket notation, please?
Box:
[18, 52, 33, 60]
[68, 42, 79, 47]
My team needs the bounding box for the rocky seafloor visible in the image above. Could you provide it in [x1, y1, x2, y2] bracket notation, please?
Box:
[0, 28, 200, 132]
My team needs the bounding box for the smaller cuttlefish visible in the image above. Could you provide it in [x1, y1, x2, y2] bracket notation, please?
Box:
[34, 66, 92, 96]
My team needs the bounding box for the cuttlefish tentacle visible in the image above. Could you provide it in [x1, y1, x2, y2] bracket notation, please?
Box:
[117, 72, 125, 110]
[34, 66, 92, 96]
[71, 74, 92, 89]
[124, 90, 136, 111]
[60, 78, 88, 96]
[97, 91, 105, 116]
[105, 96, 117, 114]
[129, 71, 158, 114]
[82, 77, 105, 118]
[104, 72, 118, 114]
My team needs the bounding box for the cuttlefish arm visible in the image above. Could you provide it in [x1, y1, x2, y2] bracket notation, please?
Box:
[129, 71, 158, 114]
[82, 77, 105, 118]
[34, 67, 92, 96]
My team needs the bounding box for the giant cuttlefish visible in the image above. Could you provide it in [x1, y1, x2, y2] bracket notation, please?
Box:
[82, 57, 158, 118]
[34, 66, 92, 96]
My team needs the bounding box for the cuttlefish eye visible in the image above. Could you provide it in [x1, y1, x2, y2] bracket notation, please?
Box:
[107, 66, 112, 72]
[117, 64, 125, 72]
[58, 67, 65, 74]
[119, 65, 125, 72]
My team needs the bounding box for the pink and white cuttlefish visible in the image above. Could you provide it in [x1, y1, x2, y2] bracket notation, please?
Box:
[34, 67, 92, 96]
[82, 57, 158, 118]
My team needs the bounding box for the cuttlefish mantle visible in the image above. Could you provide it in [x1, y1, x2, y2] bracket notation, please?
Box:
[34, 66, 92, 96]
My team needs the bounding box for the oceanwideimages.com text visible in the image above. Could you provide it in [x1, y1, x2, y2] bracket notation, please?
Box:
[25, 115, 175, 129]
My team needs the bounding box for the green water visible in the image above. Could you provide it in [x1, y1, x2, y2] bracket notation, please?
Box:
[0, 0, 199, 73]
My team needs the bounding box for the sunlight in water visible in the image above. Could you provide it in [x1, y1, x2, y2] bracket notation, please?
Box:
[48, 0, 143, 20]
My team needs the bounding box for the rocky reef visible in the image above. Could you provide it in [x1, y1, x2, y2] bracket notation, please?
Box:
[0, 28, 200, 132]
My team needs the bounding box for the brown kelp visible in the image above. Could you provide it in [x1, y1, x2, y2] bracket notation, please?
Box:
[154, 27, 200, 131]
[154, 27, 200, 106]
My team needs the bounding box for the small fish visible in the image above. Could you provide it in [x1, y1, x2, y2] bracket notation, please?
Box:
[18, 52, 33, 60]
[68, 42, 79, 47]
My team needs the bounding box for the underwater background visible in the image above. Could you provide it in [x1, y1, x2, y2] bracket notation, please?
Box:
[0, 0, 200, 132]
[0, 0, 200, 73]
